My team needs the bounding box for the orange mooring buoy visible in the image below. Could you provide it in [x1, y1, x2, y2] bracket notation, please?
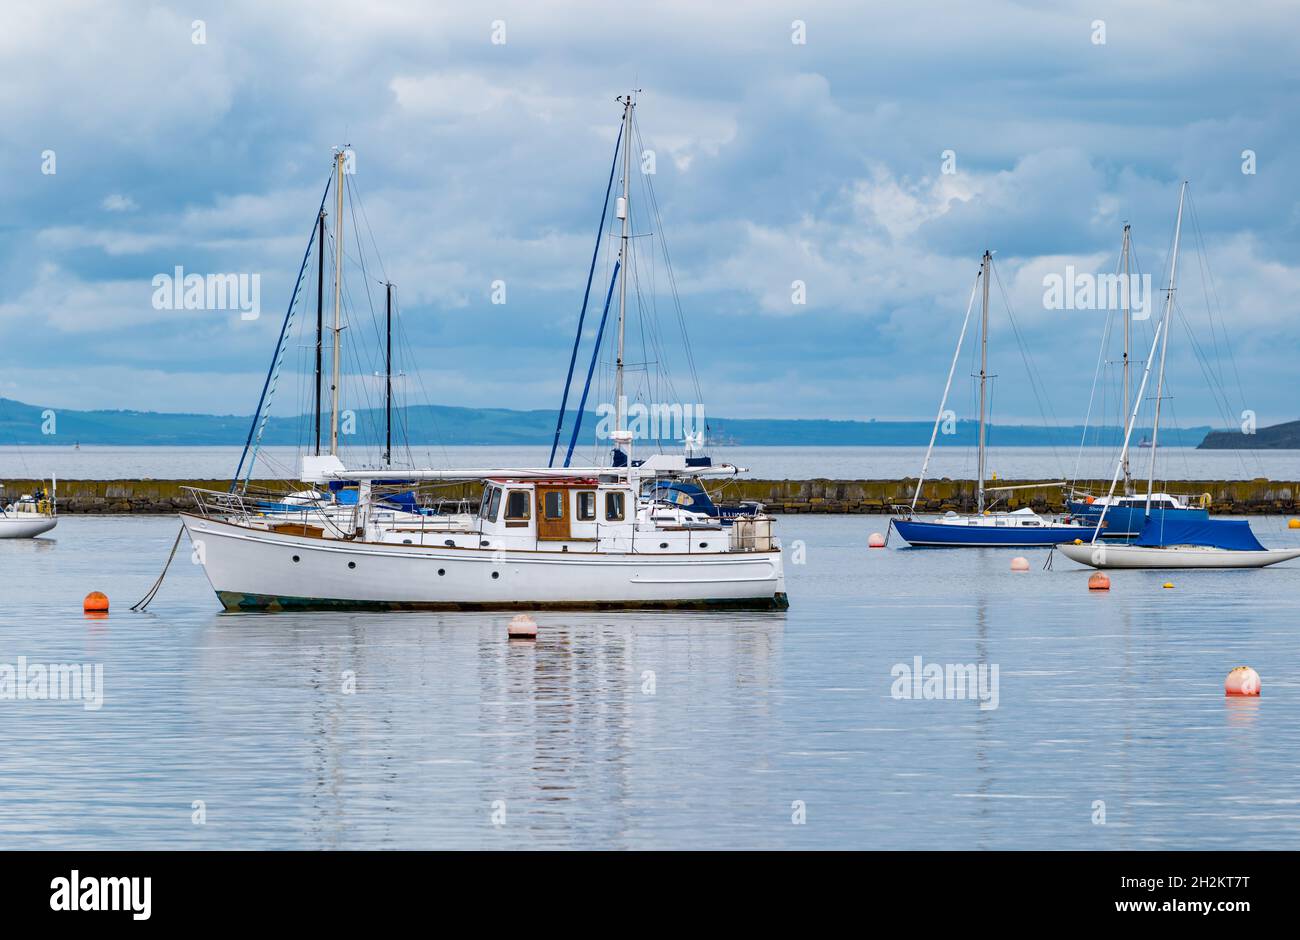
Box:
[83, 591, 109, 613]
[868, 532, 886, 548]
[507, 613, 537, 639]
[1010, 556, 1030, 571]
[1087, 573, 1110, 591]
[1225, 666, 1261, 696]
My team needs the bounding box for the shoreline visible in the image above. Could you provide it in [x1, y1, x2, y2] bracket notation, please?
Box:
[3, 477, 1296, 515]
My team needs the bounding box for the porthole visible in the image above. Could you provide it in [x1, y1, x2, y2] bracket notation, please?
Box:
[438, 568, 446, 576]
[491, 571, 500, 580]
[291, 555, 300, 563]
[403, 539, 412, 545]
[659, 542, 669, 549]
[444, 540, 455, 547]
[348, 561, 356, 569]
[699, 542, 708, 549]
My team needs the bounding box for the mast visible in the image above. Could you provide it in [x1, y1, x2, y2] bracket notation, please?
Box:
[613, 92, 635, 450]
[314, 208, 325, 455]
[384, 281, 393, 467]
[329, 149, 345, 456]
[1120, 223, 1131, 493]
[976, 249, 991, 513]
[1144, 181, 1188, 513]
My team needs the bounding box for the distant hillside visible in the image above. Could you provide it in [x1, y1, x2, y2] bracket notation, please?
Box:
[1199, 419, 1300, 449]
[0, 397, 1211, 447]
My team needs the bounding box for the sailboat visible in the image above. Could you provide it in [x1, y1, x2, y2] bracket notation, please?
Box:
[180, 95, 788, 611]
[1065, 223, 1208, 538]
[0, 478, 57, 538]
[891, 251, 1101, 547]
[1056, 182, 1300, 570]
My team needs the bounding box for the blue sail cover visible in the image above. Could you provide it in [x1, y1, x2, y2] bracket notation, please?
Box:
[1133, 517, 1266, 551]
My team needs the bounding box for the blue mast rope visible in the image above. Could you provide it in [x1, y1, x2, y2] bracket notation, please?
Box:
[231, 173, 333, 492]
[564, 259, 620, 468]
[549, 122, 624, 467]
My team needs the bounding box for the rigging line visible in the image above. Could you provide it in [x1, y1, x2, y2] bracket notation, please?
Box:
[566, 260, 621, 467]
[990, 259, 1068, 478]
[549, 119, 624, 467]
[1070, 244, 1124, 494]
[233, 172, 332, 491]
[632, 113, 704, 407]
[129, 523, 185, 611]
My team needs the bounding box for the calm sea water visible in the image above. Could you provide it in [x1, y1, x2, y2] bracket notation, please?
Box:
[2, 514, 1299, 849]
[3, 444, 1299, 481]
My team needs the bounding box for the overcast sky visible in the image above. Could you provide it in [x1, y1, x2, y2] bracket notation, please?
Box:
[1, 0, 1296, 429]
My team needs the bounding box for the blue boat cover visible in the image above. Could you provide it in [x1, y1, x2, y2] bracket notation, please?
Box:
[1133, 517, 1265, 551]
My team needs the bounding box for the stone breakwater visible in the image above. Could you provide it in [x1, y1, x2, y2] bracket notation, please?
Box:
[2, 478, 1298, 515]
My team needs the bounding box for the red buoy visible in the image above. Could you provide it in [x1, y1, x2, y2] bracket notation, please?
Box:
[1087, 573, 1110, 591]
[83, 591, 109, 613]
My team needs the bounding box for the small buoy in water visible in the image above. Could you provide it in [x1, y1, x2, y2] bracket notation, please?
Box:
[1289, 518, 1300, 529]
[83, 591, 109, 613]
[1163, 582, 1174, 589]
[1087, 573, 1110, 591]
[507, 614, 537, 639]
[1010, 556, 1030, 571]
[868, 532, 886, 548]
[1225, 666, 1261, 696]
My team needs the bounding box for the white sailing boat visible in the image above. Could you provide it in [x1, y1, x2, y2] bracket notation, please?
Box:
[0, 480, 57, 538]
[1056, 182, 1300, 570]
[891, 250, 1101, 547]
[181, 96, 788, 611]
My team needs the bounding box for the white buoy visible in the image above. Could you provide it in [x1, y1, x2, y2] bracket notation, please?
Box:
[507, 614, 537, 639]
[1225, 666, 1260, 696]
[1010, 556, 1029, 571]
[868, 532, 886, 548]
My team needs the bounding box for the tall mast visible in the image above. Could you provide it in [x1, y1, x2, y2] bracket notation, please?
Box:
[976, 249, 991, 513]
[613, 92, 635, 450]
[314, 208, 325, 456]
[384, 281, 393, 467]
[1144, 181, 1188, 512]
[1120, 223, 1131, 493]
[329, 149, 345, 456]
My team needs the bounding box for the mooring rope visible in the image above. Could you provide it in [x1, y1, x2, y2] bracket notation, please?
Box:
[130, 523, 185, 611]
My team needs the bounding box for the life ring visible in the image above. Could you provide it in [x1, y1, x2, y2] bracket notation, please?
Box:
[1084, 496, 1095, 505]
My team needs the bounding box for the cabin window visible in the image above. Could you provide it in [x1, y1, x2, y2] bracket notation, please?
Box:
[605, 492, 626, 521]
[487, 487, 502, 522]
[544, 490, 565, 520]
[576, 491, 596, 521]
[477, 487, 494, 519]
[505, 490, 531, 520]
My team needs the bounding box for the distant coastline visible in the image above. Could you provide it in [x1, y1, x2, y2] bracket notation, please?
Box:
[1, 397, 1214, 448]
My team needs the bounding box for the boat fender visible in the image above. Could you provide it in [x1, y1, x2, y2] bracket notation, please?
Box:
[1199, 493, 1212, 509]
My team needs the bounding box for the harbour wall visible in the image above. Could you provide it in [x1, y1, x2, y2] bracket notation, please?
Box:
[3, 478, 1298, 515]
